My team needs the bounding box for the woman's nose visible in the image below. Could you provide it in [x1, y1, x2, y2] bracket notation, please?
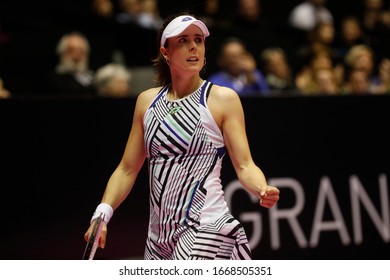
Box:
[190, 40, 197, 50]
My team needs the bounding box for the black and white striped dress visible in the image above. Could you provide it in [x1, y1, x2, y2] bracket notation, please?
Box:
[143, 81, 252, 259]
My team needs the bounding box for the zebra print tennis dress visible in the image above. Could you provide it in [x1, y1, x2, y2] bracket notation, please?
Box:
[143, 80, 252, 260]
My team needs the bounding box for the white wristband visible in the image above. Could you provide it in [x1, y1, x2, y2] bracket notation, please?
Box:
[91, 203, 114, 224]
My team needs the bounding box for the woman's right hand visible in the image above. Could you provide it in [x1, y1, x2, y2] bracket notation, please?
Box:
[84, 221, 108, 249]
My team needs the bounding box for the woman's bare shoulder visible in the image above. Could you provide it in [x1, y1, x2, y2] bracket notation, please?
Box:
[209, 83, 241, 104]
[136, 86, 164, 109]
[207, 84, 243, 127]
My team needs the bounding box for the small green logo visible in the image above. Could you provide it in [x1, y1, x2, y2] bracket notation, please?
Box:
[169, 105, 182, 115]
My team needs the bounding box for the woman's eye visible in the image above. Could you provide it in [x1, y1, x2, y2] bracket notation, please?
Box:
[177, 37, 203, 44]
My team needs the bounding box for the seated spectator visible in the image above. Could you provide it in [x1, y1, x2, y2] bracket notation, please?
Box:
[288, 0, 334, 32]
[207, 37, 270, 96]
[311, 68, 340, 95]
[85, 0, 119, 70]
[196, 0, 231, 30]
[115, 0, 162, 30]
[376, 58, 390, 94]
[94, 63, 132, 97]
[115, 0, 142, 25]
[48, 31, 96, 97]
[259, 47, 297, 93]
[228, 0, 274, 56]
[344, 44, 375, 74]
[91, 0, 114, 18]
[342, 47, 390, 95]
[295, 21, 338, 72]
[138, 0, 163, 30]
[342, 69, 372, 95]
[334, 15, 367, 60]
[115, 0, 159, 66]
[359, 0, 390, 62]
[295, 51, 344, 95]
[361, 0, 390, 33]
[343, 44, 382, 91]
[0, 77, 11, 99]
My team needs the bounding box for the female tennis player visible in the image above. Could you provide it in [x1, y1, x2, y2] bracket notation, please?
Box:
[84, 13, 280, 260]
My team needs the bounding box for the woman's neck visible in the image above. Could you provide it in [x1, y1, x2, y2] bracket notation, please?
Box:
[168, 75, 203, 100]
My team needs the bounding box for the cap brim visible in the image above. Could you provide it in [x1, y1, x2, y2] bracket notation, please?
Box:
[161, 16, 210, 47]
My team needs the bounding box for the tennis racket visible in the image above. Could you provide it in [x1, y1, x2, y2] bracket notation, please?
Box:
[83, 212, 105, 260]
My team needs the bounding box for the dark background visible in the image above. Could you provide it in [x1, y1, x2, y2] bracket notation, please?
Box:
[1, 94, 389, 260]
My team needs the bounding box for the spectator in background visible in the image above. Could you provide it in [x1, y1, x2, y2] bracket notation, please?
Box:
[286, 0, 334, 72]
[259, 47, 297, 93]
[0, 77, 11, 99]
[116, 0, 162, 30]
[295, 50, 344, 95]
[310, 68, 340, 95]
[138, 0, 163, 30]
[94, 63, 132, 97]
[342, 44, 390, 94]
[196, 0, 230, 30]
[85, 0, 120, 69]
[48, 31, 96, 97]
[295, 21, 338, 73]
[228, 0, 274, 56]
[361, 0, 390, 32]
[344, 44, 375, 73]
[376, 58, 390, 94]
[115, 0, 142, 25]
[342, 69, 372, 95]
[359, 0, 390, 62]
[288, 0, 334, 32]
[195, 0, 234, 77]
[208, 37, 269, 96]
[91, 0, 114, 18]
[343, 44, 379, 90]
[334, 15, 367, 60]
[115, 0, 160, 66]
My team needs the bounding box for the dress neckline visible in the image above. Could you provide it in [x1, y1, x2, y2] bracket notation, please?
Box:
[164, 80, 205, 103]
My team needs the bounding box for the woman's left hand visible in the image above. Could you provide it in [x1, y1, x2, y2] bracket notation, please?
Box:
[259, 186, 280, 208]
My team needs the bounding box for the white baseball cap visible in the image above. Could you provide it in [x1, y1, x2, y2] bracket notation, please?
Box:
[160, 15, 210, 47]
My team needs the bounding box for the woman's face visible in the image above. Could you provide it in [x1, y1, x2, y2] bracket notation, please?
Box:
[163, 25, 206, 74]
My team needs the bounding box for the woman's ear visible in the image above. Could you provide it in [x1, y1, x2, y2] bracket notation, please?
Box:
[160, 47, 167, 58]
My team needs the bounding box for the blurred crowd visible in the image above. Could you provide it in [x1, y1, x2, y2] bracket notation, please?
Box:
[0, 0, 390, 98]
